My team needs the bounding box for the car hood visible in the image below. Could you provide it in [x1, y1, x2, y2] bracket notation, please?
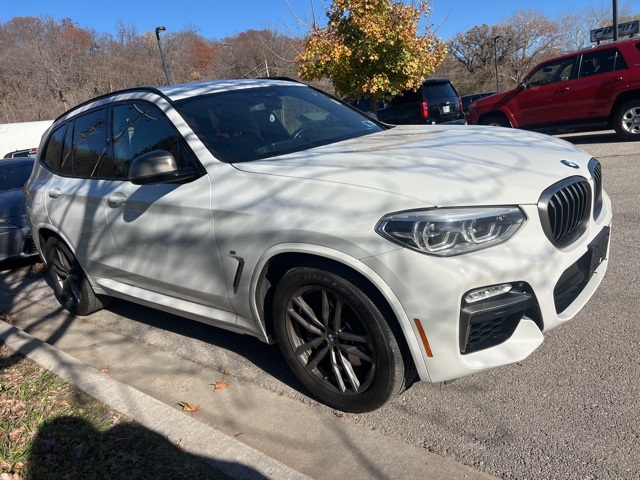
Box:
[232, 125, 594, 207]
[474, 89, 517, 110]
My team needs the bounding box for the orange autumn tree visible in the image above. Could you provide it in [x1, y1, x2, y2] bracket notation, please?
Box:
[296, 0, 447, 114]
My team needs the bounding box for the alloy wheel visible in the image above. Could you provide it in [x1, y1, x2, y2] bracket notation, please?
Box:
[49, 244, 82, 309]
[621, 106, 640, 135]
[284, 286, 376, 395]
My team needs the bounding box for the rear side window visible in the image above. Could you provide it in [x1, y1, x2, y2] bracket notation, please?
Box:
[580, 48, 627, 77]
[42, 125, 66, 172]
[42, 109, 114, 178]
[71, 109, 113, 177]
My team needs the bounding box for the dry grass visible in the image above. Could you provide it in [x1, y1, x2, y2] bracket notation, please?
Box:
[0, 343, 229, 479]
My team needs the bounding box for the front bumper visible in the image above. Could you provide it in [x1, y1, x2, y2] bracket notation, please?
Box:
[0, 225, 38, 262]
[361, 196, 612, 383]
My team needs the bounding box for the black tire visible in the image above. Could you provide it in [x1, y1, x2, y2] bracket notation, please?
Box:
[44, 237, 109, 316]
[480, 114, 511, 128]
[273, 265, 407, 413]
[613, 100, 640, 141]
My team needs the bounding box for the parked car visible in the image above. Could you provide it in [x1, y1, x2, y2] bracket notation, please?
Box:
[0, 158, 38, 262]
[347, 96, 384, 115]
[376, 78, 465, 125]
[25, 78, 611, 412]
[461, 92, 496, 114]
[467, 37, 640, 140]
[3, 148, 38, 159]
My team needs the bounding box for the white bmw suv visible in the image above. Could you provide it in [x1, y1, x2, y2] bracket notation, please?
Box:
[25, 79, 612, 412]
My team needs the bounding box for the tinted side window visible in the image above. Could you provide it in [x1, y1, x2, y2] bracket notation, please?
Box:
[580, 48, 627, 77]
[43, 125, 66, 172]
[71, 109, 113, 178]
[112, 102, 194, 178]
[527, 57, 577, 87]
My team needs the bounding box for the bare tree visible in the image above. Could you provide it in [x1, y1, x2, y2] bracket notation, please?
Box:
[557, 4, 635, 51]
[3, 4, 635, 123]
[501, 9, 559, 85]
[448, 24, 509, 92]
[445, 8, 560, 93]
[215, 29, 299, 79]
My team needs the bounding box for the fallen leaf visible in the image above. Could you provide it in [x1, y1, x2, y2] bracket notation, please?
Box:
[177, 402, 202, 413]
[100, 367, 110, 373]
[211, 381, 230, 392]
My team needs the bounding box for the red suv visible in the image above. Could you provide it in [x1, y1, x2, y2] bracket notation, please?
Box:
[467, 38, 640, 140]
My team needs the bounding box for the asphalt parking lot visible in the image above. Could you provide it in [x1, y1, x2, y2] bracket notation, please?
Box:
[1, 129, 638, 479]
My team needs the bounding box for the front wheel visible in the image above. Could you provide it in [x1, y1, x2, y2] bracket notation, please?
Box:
[273, 265, 408, 413]
[480, 114, 511, 128]
[44, 237, 109, 316]
[613, 100, 640, 141]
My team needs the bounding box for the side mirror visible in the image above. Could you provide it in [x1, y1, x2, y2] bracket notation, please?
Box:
[129, 149, 195, 185]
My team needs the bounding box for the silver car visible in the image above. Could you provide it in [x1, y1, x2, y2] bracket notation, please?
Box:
[25, 79, 612, 412]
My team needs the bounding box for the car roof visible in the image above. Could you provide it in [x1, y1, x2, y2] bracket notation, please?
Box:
[545, 36, 639, 63]
[52, 78, 308, 123]
[158, 78, 306, 101]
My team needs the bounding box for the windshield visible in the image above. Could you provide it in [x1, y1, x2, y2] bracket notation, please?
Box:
[174, 85, 384, 163]
[0, 161, 34, 190]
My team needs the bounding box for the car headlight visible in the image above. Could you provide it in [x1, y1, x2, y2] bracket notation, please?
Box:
[376, 207, 526, 257]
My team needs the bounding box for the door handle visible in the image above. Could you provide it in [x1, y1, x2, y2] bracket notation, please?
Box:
[47, 187, 61, 199]
[107, 192, 127, 207]
[608, 76, 623, 83]
[554, 86, 570, 94]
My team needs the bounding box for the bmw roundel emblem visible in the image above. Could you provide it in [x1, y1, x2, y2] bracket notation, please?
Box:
[561, 160, 580, 169]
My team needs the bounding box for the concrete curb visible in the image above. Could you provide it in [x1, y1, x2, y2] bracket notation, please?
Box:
[0, 322, 310, 480]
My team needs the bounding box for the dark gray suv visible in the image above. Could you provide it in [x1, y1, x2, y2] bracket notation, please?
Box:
[377, 78, 465, 125]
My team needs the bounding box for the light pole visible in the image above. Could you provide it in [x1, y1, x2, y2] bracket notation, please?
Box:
[493, 35, 501, 93]
[612, 0, 619, 41]
[155, 26, 172, 85]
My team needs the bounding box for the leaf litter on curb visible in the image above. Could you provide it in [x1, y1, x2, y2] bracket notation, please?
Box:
[177, 402, 202, 415]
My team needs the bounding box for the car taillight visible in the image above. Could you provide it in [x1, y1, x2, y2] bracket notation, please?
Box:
[458, 97, 463, 112]
[420, 100, 429, 119]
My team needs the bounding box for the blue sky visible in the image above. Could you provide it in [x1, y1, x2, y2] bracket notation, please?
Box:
[0, 0, 622, 41]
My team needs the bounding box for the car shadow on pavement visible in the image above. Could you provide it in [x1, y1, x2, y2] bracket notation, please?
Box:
[27, 414, 255, 479]
[102, 295, 304, 395]
[0, 257, 46, 367]
[1, 257, 308, 401]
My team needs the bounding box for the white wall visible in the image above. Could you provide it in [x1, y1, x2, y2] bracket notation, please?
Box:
[0, 120, 53, 157]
